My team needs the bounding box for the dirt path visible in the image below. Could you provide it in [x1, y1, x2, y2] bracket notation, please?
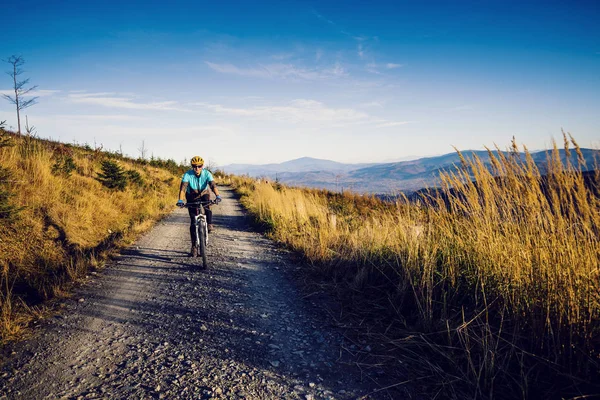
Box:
[0, 188, 399, 399]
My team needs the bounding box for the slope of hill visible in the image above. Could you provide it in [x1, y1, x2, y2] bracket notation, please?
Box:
[0, 128, 186, 340]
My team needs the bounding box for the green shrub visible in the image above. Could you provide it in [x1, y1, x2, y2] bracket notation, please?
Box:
[0, 125, 14, 148]
[97, 160, 127, 190]
[51, 156, 77, 177]
[0, 165, 21, 221]
[126, 169, 144, 187]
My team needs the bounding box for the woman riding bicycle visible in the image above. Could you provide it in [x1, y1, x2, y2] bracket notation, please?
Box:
[176, 156, 221, 256]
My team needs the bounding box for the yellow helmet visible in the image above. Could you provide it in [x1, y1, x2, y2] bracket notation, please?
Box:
[190, 156, 204, 166]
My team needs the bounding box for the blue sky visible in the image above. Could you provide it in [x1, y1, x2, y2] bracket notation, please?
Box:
[1, 0, 599, 166]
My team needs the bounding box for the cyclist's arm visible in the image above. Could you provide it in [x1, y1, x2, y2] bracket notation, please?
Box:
[178, 181, 189, 202]
[209, 181, 220, 197]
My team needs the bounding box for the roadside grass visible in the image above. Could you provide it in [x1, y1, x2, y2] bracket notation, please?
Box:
[0, 129, 184, 342]
[230, 135, 600, 398]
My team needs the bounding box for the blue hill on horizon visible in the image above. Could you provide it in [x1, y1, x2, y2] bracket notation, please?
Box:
[221, 149, 600, 194]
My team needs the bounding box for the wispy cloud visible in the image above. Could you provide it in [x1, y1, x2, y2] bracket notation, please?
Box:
[353, 35, 371, 42]
[205, 62, 270, 78]
[312, 10, 380, 65]
[365, 62, 404, 74]
[385, 63, 404, 69]
[68, 92, 187, 111]
[193, 99, 368, 125]
[205, 61, 348, 81]
[353, 35, 381, 62]
[375, 121, 413, 128]
[312, 10, 335, 26]
[31, 89, 61, 97]
[0, 89, 60, 97]
[213, 95, 265, 101]
[323, 62, 348, 77]
[357, 43, 365, 59]
[54, 114, 144, 121]
[270, 53, 295, 60]
[366, 63, 381, 74]
[193, 98, 413, 130]
[360, 101, 384, 108]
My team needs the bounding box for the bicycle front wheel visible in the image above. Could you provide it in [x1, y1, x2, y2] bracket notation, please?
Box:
[199, 222, 208, 269]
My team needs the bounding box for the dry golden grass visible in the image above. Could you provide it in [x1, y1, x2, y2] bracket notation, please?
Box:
[231, 135, 600, 397]
[0, 131, 182, 341]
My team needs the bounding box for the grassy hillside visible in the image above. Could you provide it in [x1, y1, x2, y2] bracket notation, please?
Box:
[230, 136, 600, 398]
[0, 127, 184, 340]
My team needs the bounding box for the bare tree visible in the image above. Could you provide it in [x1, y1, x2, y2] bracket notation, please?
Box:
[24, 115, 36, 136]
[205, 158, 216, 171]
[138, 140, 148, 160]
[2, 55, 38, 134]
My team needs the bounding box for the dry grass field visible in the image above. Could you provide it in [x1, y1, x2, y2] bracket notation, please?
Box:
[230, 135, 599, 398]
[0, 128, 182, 340]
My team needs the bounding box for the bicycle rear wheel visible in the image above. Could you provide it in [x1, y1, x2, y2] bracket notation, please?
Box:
[199, 221, 208, 269]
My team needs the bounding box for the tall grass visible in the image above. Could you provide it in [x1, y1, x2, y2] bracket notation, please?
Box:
[231, 135, 599, 398]
[0, 130, 182, 340]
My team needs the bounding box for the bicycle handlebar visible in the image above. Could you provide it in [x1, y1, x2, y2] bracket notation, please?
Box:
[183, 200, 219, 207]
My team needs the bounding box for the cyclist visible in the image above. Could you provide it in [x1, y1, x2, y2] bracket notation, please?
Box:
[176, 156, 222, 256]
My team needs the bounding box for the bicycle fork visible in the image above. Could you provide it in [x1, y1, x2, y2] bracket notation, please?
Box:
[194, 215, 209, 247]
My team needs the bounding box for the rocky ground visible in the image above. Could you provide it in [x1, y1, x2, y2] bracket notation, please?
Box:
[0, 187, 411, 399]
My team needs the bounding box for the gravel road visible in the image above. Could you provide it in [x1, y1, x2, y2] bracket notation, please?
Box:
[0, 187, 400, 399]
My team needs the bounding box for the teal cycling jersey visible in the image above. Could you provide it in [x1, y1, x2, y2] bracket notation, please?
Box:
[181, 169, 214, 194]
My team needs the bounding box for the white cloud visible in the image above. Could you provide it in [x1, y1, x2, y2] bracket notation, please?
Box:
[271, 53, 295, 60]
[205, 61, 348, 81]
[385, 63, 404, 69]
[323, 62, 348, 77]
[53, 114, 144, 121]
[67, 93, 187, 111]
[1, 89, 60, 97]
[262, 64, 321, 80]
[214, 95, 264, 101]
[30, 89, 61, 97]
[357, 43, 365, 59]
[205, 62, 270, 78]
[313, 10, 335, 26]
[192, 98, 413, 130]
[375, 121, 413, 128]
[193, 99, 369, 125]
[361, 101, 384, 108]
[365, 63, 381, 74]
[365, 62, 404, 74]
[69, 92, 116, 97]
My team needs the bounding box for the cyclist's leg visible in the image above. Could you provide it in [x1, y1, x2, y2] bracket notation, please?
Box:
[201, 193, 212, 225]
[188, 206, 199, 244]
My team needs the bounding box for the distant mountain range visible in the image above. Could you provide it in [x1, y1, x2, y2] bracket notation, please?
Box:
[221, 149, 600, 194]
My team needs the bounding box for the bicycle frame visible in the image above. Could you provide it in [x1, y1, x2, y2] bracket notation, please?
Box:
[191, 208, 209, 246]
[185, 200, 217, 269]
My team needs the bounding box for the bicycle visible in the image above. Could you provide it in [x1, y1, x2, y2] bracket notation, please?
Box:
[182, 199, 218, 269]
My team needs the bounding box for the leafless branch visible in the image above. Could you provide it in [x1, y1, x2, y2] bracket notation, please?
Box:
[3, 55, 39, 134]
